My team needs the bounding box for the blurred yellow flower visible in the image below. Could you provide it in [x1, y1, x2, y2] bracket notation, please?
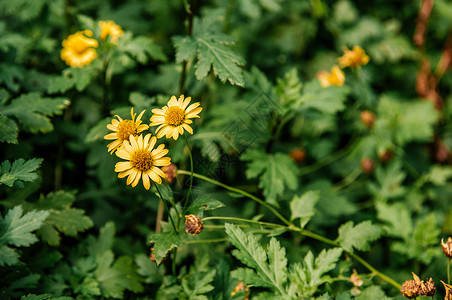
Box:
[338, 46, 370, 68]
[104, 108, 149, 154]
[316, 65, 345, 87]
[60, 30, 98, 67]
[99, 20, 124, 44]
[115, 134, 171, 189]
[150, 95, 202, 140]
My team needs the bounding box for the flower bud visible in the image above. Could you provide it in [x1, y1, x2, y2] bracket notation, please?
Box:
[360, 110, 376, 128]
[185, 214, 203, 235]
[290, 149, 306, 164]
[400, 279, 420, 299]
[378, 150, 393, 163]
[442, 237, 452, 259]
[161, 164, 177, 183]
[360, 158, 375, 174]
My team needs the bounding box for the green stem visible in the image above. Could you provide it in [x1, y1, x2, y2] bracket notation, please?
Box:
[330, 168, 363, 193]
[179, 0, 196, 94]
[448, 258, 451, 284]
[183, 135, 194, 212]
[177, 170, 292, 227]
[155, 184, 178, 234]
[179, 170, 402, 290]
[202, 216, 285, 228]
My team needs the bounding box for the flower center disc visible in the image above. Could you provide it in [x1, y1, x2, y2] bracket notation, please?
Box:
[166, 107, 185, 127]
[131, 150, 153, 172]
[117, 120, 136, 141]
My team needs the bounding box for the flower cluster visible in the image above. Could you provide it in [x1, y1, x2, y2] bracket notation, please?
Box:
[60, 20, 124, 68]
[400, 273, 435, 299]
[104, 95, 202, 190]
[316, 45, 369, 88]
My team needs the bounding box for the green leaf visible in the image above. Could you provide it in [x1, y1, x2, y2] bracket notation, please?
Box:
[94, 251, 144, 298]
[135, 253, 164, 284]
[119, 33, 167, 64]
[368, 161, 406, 200]
[73, 277, 101, 297]
[225, 223, 289, 296]
[375, 95, 439, 145]
[376, 202, 411, 240]
[425, 165, 452, 185]
[337, 221, 381, 253]
[242, 149, 298, 205]
[287, 248, 343, 297]
[84, 118, 110, 143]
[92, 250, 144, 298]
[187, 195, 225, 215]
[276, 68, 302, 108]
[355, 286, 391, 300]
[290, 191, 319, 228]
[0, 158, 42, 187]
[1, 93, 70, 133]
[0, 205, 49, 266]
[173, 15, 246, 86]
[149, 232, 181, 265]
[87, 221, 116, 256]
[47, 66, 99, 94]
[34, 191, 93, 246]
[0, 114, 18, 143]
[392, 213, 440, 264]
[296, 79, 350, 114]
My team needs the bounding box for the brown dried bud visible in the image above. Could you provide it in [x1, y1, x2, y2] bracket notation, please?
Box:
[360, 110, 376, 128]
[378, 150, 393, 163]
[290, 149, 306, 164]
[161, 164, 177, 183]
[400, 279, 420, 299]
[443, 281, 452, 300]
[231, 281, 250, 300]
[360, 158, 375, 174]
[419, 277, 435, 296]
[185, 214, 203, 235]
[442, 237, 452, 259]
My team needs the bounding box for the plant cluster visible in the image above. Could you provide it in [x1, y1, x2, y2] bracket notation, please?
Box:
[2, 0, 452, 299]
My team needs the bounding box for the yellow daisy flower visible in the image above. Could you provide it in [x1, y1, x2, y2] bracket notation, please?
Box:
[316, 65, 345, 87]
[115, 134, 171, 189]
[104, 108, 149, 154]
[338, 45, 370, 68]
[99, 20, 124, 44]
[60, 30, 99, 68]
[150, 95, 202, 140]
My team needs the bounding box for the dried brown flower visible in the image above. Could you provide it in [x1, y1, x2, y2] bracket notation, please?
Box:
[185, 214, 204, 235]
[442, 237, 452, 259]
[400, 279, 420, 299]
[360, 110, 376, 128]
[360, 158, 375, 174]
[290, 149, 306, 164]
[162, 164, 177, 183]
[419, 277, 435, 297]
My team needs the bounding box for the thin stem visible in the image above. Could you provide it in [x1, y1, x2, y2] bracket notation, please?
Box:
[155, 200, 164, 232]
[183, 135, 194, 212]
[101, 58, 110, 117]
[202, 216, 285, 228]
[179, 0, 196, 94]
[179, 170, 402, 290]
[177, 170, 292, 227]
[448, 258, 451, 284]
[155, 184, 178, 234]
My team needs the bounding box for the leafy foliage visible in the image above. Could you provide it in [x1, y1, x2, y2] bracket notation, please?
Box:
[0, 205, 49, 266]
[337, 221, 382, 253]
[0, 158, 42, 187]
[174, 13, 246, 86]
[241, 149, 298, 205]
